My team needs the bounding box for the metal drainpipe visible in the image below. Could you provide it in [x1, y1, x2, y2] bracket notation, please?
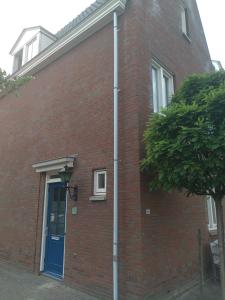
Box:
[113, 11, 119, 300]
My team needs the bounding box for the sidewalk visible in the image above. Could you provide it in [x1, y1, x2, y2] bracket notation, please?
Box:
[0, 261, 98, 300]
[0, 260, 222, 300]
[177, 281, 221, 300]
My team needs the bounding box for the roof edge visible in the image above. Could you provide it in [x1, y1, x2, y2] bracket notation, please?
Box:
[56, 0, 127, 38]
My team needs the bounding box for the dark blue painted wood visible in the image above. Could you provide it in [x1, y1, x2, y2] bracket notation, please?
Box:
[44, 182, 66, 278]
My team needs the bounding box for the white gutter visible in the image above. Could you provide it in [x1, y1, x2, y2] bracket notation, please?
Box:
[113, 11, 119, 300]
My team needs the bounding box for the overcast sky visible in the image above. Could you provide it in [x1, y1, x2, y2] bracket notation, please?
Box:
[0, 0, 224, 74]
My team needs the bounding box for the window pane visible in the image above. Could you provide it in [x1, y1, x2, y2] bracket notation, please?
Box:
[207, 196, 217, 229]
[56, 188, 66, 235]
[27, 43, 33, 61]
[50, 222, 57, 235]
[182, 9, 186, 34]
[27, 38, 38, 61]
[163, 75, 169, 105]
[152, 67, 159, 112]
[212, 200, 217, 225]
[185, 9, 190, 36]
[15, 50, 23, 71]
[207, 197, 212, 226]
[98, 173, 105, 189]
[182, 7, 189, 36]
[13, 49, 23, 72]
[49, 186, 66, 235]
[33, 39, 38, 56]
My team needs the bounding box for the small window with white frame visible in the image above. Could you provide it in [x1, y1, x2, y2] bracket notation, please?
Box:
[151, 60, 174, 113]
[181, 4, 190, 38]
[94, 170, 107, 195]
[206, 196, 217, 231]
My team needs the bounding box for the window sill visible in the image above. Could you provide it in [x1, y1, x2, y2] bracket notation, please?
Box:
[182, 32, 191, 43]
[89, 195, 106, 201]
[208, 228, 217, 236]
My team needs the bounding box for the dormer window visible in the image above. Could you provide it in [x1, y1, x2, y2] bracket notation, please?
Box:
[10, 26, 57, 74]
[26, 38, 38, 62]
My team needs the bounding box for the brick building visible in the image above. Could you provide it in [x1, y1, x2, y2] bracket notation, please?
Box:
[0, 0, 213, 299]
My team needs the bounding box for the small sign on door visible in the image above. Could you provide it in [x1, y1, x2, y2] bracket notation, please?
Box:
[51, 236, 60, 241]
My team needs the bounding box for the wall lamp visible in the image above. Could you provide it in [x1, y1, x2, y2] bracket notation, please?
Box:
[58, 166, 78, 201]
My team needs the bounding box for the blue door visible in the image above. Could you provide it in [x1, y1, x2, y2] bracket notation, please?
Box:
[44, 182, 66, 278]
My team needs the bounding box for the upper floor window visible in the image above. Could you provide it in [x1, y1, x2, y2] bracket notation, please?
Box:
[206, 196, 217, 231]
[152, 61, 174, 113]
[181, 5, 190, 38]
[26, 38, 38, 62]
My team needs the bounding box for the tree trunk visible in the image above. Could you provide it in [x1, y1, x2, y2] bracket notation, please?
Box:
[214, 196, 225, 300]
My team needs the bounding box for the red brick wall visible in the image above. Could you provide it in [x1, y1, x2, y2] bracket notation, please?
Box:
[0, 22, 115, 298]
[128, 0, 212, 298]
[0, 0, 213, 299]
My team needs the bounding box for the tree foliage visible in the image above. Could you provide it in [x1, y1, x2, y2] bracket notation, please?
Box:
[0, 68, 31, 95]
[142, 70, 225, 299]
[142, 71, 225, 199]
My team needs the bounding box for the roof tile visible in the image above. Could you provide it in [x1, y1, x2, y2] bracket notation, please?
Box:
[56, 0, 108, 39]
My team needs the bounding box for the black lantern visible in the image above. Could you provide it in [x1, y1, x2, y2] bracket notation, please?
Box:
[58, 166, 78, 201]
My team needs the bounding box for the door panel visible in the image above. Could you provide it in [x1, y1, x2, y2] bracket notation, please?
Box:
[44, 182, 66, 278]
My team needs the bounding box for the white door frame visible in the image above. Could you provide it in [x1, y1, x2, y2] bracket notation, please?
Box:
[40, 174, 68, 276]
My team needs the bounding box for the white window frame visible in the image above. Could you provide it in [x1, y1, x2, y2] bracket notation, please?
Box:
[26, 37, 38, 62]
[152, 60, 174, 113]
[206, 196, 217, 231]
[181, 5, 190, 38]
[94, 170, 107, 195]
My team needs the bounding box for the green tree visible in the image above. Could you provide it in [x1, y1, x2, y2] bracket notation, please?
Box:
[0, 68, 31, 95]
[142, 71, 225, 299]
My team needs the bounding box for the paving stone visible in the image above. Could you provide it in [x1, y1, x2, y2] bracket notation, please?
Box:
[176, 281, 222, 300]
[0, 261, 98, 300]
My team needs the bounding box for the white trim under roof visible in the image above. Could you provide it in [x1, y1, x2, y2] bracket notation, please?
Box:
[32, 156, 76, 173]
[12, 0, 127, 77]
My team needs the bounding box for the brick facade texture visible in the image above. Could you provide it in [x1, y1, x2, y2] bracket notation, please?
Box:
[0, 0, 213, 299]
